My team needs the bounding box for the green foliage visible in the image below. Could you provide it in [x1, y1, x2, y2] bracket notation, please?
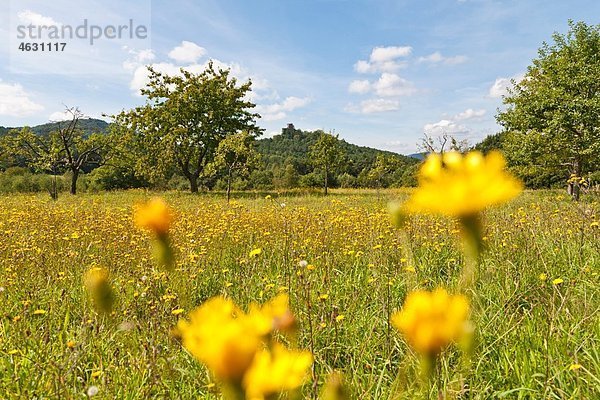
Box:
[114, 62, 261, 193]
[0, 109, 111, 195]
[473, 132, 507, 154]
[309, 131, 346, 194]
[497, 21, 600, 192]
[208, 131, 261, 200]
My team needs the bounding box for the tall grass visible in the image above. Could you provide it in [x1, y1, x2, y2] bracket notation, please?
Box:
[0, 190, 597, 398]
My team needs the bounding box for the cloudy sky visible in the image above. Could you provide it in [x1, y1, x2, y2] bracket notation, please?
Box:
[0, 0, 598, 153]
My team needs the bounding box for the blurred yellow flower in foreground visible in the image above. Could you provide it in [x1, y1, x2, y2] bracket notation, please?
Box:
[134, 198, 172, 236]
[177, 297, 261, 382]
[404, 151, 522, 217]
[248, 293, 296, 334]
[243, 343, 313, 400]
[391, 288, 470, 355]
[83, 267, 114, 314]
[134, 198, 175, 269]
[177, 295, 311, 398]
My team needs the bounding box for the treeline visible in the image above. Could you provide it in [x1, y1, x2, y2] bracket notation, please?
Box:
[0, 121, 419, 194]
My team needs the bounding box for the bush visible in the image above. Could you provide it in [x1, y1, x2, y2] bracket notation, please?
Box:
[298, 171, 322, 188]
[338, 173, 357, 188]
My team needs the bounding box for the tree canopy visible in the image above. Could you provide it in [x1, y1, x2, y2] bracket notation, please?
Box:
[497, 21, 600, 197]
[114, 62, 261, 192]
[309, 132, 346, 195]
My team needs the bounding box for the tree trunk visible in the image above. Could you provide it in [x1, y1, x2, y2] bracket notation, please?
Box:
[226, 170, 232, 203]
[572, 158, 582, 202]
[189, 176, 199, 193]
[324, 167, 328, 196]
[70, 170, 79, 195]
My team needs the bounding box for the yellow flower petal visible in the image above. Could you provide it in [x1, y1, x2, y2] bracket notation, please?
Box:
[403, 151, 522, 217]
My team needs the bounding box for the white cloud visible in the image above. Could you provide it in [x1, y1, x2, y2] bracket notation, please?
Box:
[262, 112, 287, 121]
[349, 74, 416, 97]
[385, 140, 410, 149]
[136, 49, 155, 63]
[348, 79, 371, 94]
[489, 74, 524, 98]
[256, 96, 311, 120]
[361, 98, 399, 113]
[370, 46, 412, 63]
[18, 10, 61, 26]
[354, 45, 412, 74]
[168, 41, 207, 64]
[0, 81, 44, 117]
[373, 73, 417, 97]
[345, 98, 400, 114]
[128, 59, 246, 94]
[48, 111, 73, 121]
[418, 51, 467, 65]
[122, 48, 156, 71]
[423, 108, 486, 137]
[453, 108, 486, 121]
[423, 119, 469, 136]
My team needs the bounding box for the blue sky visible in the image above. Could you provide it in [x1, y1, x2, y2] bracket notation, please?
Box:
[0, 0, 598, 153]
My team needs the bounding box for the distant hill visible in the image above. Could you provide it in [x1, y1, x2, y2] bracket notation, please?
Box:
[0, 118, 109, 138]
[256, 124, 418, 176]
[408, 152, 427, 160]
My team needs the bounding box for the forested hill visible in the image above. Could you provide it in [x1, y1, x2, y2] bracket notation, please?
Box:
[0, 118, 109, 137]
[257, 125, 418, 176]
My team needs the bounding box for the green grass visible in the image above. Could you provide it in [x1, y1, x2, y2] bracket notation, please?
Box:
[0, 189, 598, 399]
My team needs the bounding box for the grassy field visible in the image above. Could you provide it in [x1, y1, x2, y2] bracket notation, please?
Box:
[0, 189, 598, 399]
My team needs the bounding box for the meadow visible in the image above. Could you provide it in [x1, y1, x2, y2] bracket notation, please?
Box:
[0, 189, 598, 399]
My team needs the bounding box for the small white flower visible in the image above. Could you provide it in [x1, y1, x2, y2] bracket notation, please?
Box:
[298, 260, 308, 268]
[87, 386, 99, 397]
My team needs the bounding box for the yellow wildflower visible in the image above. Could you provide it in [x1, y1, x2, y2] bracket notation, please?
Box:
[243, 343, 313, 400]
[134, 198, 172, 236]
[176, 297, 262, 382]
[391, 288, 470, 355]
[249, 248, 262, 258]
[552, 278, 564, 285]
[569, 364, 582, 371]
[248, 294, 295, 334]
[32, 309, 47, 315]
[91, 370, 102, 378]
[404, 151, 522, 217]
